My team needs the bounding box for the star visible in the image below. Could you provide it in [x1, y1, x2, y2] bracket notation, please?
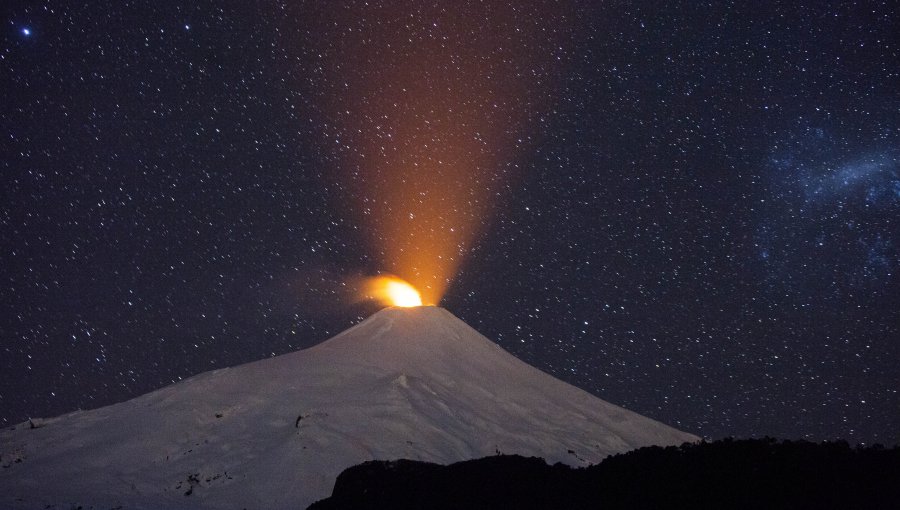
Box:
[22, 27, 31, 36]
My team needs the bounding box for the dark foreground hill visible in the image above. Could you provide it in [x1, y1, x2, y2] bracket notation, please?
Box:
[310, 438, 900, 510]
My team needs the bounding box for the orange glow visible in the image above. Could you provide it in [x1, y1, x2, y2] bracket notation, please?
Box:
[307, 2, 571, 305]
[363, 276, 424, 307]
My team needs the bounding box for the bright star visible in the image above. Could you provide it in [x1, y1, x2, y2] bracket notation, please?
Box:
[22, 28, 31, 36]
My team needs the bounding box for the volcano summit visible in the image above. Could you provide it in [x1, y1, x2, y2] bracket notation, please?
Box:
[0, 307, 697, 509]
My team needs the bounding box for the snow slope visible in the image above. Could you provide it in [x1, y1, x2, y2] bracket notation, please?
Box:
[0, 306, 698, 509]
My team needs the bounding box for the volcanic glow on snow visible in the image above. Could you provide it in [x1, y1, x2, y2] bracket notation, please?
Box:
[364, 276, 424, 307]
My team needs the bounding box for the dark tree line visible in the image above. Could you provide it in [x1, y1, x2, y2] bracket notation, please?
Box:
[309, 438, 900, 509]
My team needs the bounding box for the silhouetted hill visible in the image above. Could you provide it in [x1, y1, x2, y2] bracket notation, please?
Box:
[309, 438, 900, 509]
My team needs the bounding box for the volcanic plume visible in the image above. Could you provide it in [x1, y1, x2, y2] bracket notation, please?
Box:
[314, 1, 573, 304]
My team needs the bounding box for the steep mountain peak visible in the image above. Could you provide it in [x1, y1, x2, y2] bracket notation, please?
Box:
[324, 306, 470, 346]
[310, 306, 505, 372]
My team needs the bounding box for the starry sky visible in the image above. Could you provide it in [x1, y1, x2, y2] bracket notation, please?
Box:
[2, 1, 897, 446]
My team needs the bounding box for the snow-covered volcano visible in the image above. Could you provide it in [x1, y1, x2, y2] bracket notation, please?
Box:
[1, 306, 698, 509]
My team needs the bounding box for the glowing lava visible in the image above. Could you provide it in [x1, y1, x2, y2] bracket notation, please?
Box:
[364, 276, 424, 307]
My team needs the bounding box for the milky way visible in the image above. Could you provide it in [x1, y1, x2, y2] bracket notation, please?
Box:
[1, 1, 897, 445]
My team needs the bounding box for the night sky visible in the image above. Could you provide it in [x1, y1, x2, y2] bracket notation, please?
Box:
[2, 1, 897, 446]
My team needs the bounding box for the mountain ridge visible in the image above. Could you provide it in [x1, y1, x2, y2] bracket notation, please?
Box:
[1, 306, 698, 509]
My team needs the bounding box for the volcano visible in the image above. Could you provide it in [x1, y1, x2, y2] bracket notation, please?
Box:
[0, 306, 698, 509]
